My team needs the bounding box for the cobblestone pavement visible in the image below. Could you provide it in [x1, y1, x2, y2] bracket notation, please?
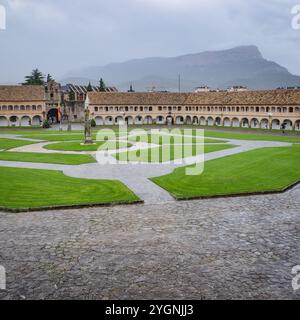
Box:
[0, 186, 299, 300]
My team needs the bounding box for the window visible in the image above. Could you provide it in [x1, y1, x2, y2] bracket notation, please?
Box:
[94, 107, 98, 112]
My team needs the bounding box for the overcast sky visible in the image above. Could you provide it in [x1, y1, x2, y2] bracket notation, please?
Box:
[0, 0, 299, 83]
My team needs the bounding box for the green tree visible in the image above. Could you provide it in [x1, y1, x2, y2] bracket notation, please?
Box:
[23, 69, 45, 85]
[87, 82, 93, 92]
[99, 78, 106, 92]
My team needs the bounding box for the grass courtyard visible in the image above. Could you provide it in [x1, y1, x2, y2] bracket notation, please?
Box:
[0, 167, 139, 210]
[0, 126, 299, 210]
[151, 144, 300, 199]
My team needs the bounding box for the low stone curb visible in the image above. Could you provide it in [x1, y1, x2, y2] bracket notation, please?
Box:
[0, 199, 144, 213]
[172, 179, 300, 202]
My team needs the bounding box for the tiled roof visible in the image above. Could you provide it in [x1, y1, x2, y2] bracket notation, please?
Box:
[87, 90, 300, 105]
[0, 85, 45, 102]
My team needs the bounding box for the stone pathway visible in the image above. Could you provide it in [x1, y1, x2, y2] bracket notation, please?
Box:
[0, 185, 299, 300]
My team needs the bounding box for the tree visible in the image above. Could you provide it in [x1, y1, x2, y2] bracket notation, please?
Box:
[99, 78, 106, 92]
[46, 74, 54, 82]
[87, 82, 93, 92]
[23, 69, 45, 85]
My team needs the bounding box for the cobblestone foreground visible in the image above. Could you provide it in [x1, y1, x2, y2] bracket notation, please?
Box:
[0, 187, 299, 300]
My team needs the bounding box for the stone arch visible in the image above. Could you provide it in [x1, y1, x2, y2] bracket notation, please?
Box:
[144, 116, 153, 125]
[9, 116, 19, 126]
[192, 116, 199, 125]
[185, 116, 192, 125]
[0, 116, 8, 127]
[95, 116, 104, 126]
[241, 118, 249, 128]
[250, 118, 259, 129]
[115, 116, 124, 125]
[156, 116, 165, 125]
[282, 119, 293, 131]
[223, 117, 231, 127]
[47, 108, 59, 124]
[232, 118, 240, 127]
[176, 116, 184, 125]
[295, 120, 300, 131]
[125, 116, 134, 125]
[32, 115, 42, 126]
[271, 119, 281, 130]
[215, 117, 222, 126]
[20, 116, 31, 127]
[207, 117, 214, 126]
[134, 116, 143, 125]
[105, 116, 114, 125]
[260, 118, 269, 129]
[199, 116, 206, 126]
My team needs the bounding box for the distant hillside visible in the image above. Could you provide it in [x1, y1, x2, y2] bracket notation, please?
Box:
[61, 46, 300, 91]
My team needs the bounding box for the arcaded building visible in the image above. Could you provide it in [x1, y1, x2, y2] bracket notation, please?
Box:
[0, 85, 46, 127]
[87, 90, 300, 130]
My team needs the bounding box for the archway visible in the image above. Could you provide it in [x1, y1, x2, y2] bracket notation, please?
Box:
[193, 116, 199, 125]
[207, 117, 214, 126]
[295, 120, 300, 131]
[215, 117, 222, 126]
[282, 119, 293, 131]
[105, 116, 113, 125]
[223, 118, 231, 127]
[250, 118, 259, 129]
[0, 116, 8, 127]
[20, 116, 31, 127]
[199, 117, 206, 126]
[47, 108, 59, 124]
[185, 116, 192, 125]
[115, 116, 124, 125]
[232, 118, 240, 127]
[260, 119, 269, 129]
[134, 116, 143, 125]
[32, 115, 42, 126]
[176, 116, 184, 125]
[271, 119, 281, 130]
[156, 116, 164, 125]
[9, 116, 19, 127]
[125, 116, 134, 125]
[241, 118, 249, 128]
[95, 117, 104, 126]
[144, 116, 153, 125]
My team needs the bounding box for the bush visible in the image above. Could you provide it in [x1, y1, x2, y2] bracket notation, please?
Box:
[42, 119, 51, 129]
[91, 119, 96, 127]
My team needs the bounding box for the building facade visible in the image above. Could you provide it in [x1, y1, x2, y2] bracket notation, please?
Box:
[87, 90, 300, 131]
[0, 85, 46, 127]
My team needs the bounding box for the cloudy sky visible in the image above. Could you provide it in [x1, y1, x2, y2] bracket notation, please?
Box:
[0, 0, 299, 83]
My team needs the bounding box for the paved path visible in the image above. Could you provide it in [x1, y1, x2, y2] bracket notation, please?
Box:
[0, 185, 299, 300]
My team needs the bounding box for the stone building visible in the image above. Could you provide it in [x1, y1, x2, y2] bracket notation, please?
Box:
[61, 84, 118, 122]
[0, 85, 46, 126]
[86, 89, 300, 130]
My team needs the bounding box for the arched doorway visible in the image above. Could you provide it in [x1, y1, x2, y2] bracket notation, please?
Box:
[0, 116, 8, 127]
[20, 116, 31, 127]
[223, 118, 231, 127]
[47, 108, 59, 124]
[250, 118, 259, 129]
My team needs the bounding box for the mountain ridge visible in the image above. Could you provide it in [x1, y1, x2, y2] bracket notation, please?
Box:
[61, 46, 300, 91]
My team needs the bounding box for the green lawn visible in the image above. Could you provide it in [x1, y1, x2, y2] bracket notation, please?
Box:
[151, 144, 300, 199]
[115, 144, 236, 163]
[0, 151, 96, 165]
[204, 130, 300, 143]
[128, 134, 222, 144]
[44, 140, 132, 152]
[0, 167, 139, 210]
[0, 138, 37, 150]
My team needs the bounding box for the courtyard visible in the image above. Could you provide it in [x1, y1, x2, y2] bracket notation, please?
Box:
[0, 125, 299, 299]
